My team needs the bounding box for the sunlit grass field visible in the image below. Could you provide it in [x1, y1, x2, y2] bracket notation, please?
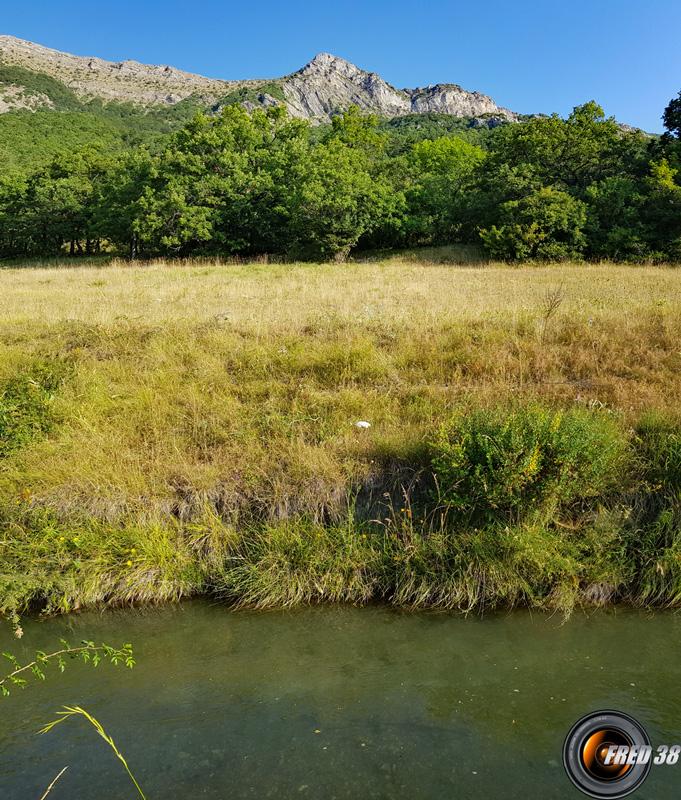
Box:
[2, 256, 679, 329]
[1, 255, 681, 615]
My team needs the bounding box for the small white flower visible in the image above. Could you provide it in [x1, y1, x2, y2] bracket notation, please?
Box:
[354, 420, 371, 429]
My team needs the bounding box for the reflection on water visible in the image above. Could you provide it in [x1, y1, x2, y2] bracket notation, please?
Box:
[0, 602, 679, 799]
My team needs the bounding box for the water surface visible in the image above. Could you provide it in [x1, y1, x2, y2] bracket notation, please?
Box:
[1, 602, 680, 799]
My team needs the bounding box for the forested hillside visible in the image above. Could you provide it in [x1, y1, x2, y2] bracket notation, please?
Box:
[0, 94, 679, 262]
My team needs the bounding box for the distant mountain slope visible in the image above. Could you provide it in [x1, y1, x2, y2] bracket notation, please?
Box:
[0, 35, 516, 123]
[0, 34, 256, 107]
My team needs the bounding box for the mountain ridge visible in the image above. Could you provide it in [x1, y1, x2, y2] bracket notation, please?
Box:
[0, 35, 517, 123]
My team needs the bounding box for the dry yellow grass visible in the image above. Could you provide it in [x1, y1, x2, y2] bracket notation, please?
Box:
[1, 256, 680, 523]
[1, 258, 679, 329]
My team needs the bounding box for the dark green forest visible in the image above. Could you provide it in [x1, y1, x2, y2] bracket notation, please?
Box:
[0, 88, 680, 261]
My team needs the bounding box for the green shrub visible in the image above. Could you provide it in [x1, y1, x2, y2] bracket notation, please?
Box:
[479, 187, 587, 260]
[430, 406, 630, 525]
[218, 82, 286, 107]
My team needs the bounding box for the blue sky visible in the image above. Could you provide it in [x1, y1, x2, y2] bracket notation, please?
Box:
[3, 1, 680, 131]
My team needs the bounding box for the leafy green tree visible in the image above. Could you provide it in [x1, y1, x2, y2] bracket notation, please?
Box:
[403, 137, 485, 244]
[663, 91, 681, 139]
[290, 136, 400, 260]
[378, 113, 497, 156]
[0, 147, 113, 257]
[640, 160, 681, 259]
[480, 187, 587, 260]
[0, 174, 28, 257]
[92, 148, 154, 259]
[487, 102, 644, 193]
[288, 107, 403, 259]
[324, 105, 388, 153]
[661, 91, 681, 173]
[584, 176, 647, 260]
[134, 105, 310, 256]
[0, 94, 679, 263]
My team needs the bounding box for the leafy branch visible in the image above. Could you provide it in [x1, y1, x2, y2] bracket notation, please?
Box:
[1, 640, 134, 697]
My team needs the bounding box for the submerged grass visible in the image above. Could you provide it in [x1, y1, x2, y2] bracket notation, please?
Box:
[1, 256, 681, 617]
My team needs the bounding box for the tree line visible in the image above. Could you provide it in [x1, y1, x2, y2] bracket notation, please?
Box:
[0, 92, 679, 262]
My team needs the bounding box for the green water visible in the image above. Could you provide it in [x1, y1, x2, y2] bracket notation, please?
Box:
[1, 603, 681, 799]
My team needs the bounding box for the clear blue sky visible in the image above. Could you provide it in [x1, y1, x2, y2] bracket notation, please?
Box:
[3, 0, 680, 131]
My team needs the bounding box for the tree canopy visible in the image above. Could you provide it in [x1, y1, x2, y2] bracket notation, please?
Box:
[0, 92, 679, 262]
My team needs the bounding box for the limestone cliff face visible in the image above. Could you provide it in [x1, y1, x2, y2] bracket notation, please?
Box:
[282, 53, 413, 118]
[0, 36, 516, 122]
[282, 53, 517, 122]
[409, 83, 516, 118]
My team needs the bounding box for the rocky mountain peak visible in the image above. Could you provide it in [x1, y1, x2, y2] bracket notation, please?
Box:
[304, 52, 348, 70]
[0, 35, 517, 123]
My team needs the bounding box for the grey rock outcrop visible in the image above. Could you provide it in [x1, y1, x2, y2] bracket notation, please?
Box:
[408, 83, 517, 119]
[282, 52, 412, 118]
[281, 53, 516, 121]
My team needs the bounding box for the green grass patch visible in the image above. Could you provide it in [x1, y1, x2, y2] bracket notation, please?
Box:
[2, 410, 681, 618]
[0, 359, 69, 458]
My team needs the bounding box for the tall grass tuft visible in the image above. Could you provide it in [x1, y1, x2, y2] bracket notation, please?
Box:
[40, 706, 146, 799]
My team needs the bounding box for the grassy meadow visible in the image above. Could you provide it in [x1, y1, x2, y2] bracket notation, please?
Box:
[1, 254, 681, 617]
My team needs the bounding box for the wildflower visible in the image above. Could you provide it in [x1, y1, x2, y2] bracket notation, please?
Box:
[526, 443, 541, 476]
[550, 412, 563, 433]
[126, 560, 133, 567]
